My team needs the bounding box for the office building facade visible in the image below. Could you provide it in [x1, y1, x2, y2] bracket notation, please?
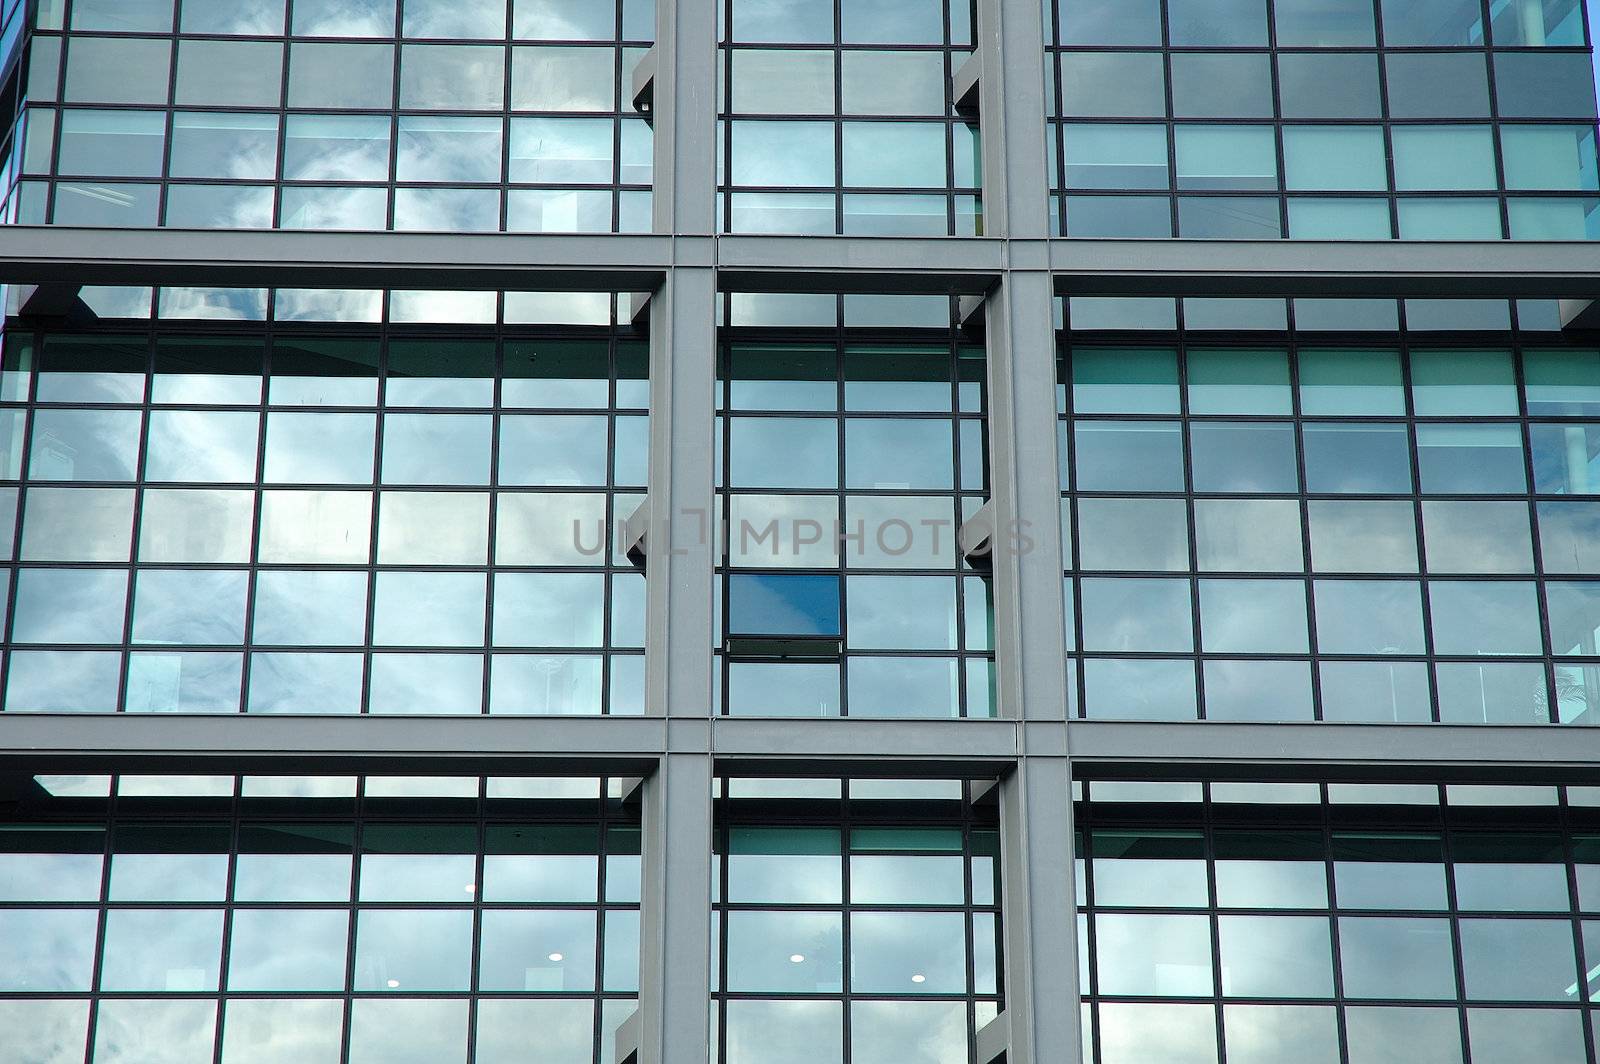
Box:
[1, 0, 1600, 1062]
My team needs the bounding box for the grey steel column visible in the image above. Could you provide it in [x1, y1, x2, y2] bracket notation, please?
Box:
[977, 0, 1084, 1057]
[638, 0, 718, 1059]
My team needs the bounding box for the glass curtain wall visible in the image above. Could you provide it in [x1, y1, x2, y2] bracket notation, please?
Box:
[1045, 0, 1600, 239]
[0, 286, 647, 716]
[712, 777, 1002, 1064]
[715, 293, 993, 718]
[0, 772, 641, 1064]
[718, 0, 982, 235]
[1059, 295, 1600, 725]
[1076, 778, 1600, 1064]
[10, 0, 654, 232]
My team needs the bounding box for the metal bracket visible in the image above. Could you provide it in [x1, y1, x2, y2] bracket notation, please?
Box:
[953, 51, 982, 117]
[960, 499, 997, 568]
[12, 283, 86, 319]
[623, 496, 651, 569]
[1561, 299, 1600, 330]
[613, 1008, 641, 1064]
[959, 292, 987, 336]
[975, 1011, 1010, 1064]
[631, 46, 657, 121]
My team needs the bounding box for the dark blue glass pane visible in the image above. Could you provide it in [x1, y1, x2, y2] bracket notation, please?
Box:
[729, 574, 842, 637]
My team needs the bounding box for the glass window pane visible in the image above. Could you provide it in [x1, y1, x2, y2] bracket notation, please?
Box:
[1422, 501, 1533, 573]
[1218, 915, 1334, 997]
[58, 109, 166, 178]
[1167, 0, 1268, 44]
[94, 1000, 218, 1063]
[842, 123, 947, 189]
[1199, 579, 1308, 653]
[348, 1000, 467, 1064]
[1278, 53, 1382, 119]
[1339, 917, 1458, 999]
[1417, 424, 1528, 494]
[1187, 349, 1291, 414]
[1437, 661, 1550, 724]
[13, 568, 128, 644]
[1077, 497, 1189, 571]
[1313, 579, 1425, 653]
[1060, 53, 1167, 118]
[841, 51, 941, 115]
[1190, 423, 1298, 492]
[1175, 126, 1278, 190]
[227, 909, 348, 991]
[1495, 52, 1598, 119]
[1193, 499, 1304, 572]
[288, 43, 396, 109]
[1460, 919, 1575, 1000]
[512, 46, 615, 110]
[1385, 53, 1490, 118]
[1074, 421, 1183, 491]
[176, 40, 284, 107]
[725, 1002, 842, 1064]
[1060, 0, 1161, 43]
[1283, 126, 1386, 191]
[1081, 578, 1193, 652]
[1095, 914, 1214, 995]
[479, 910, 596, 991]
[221, 999, 344, 1064]
[65, 38, 173, 105]
[1383, 0, 1485, 45]
[101, 909, 224, 990]
[1503, 126, 1600, 191]
[727, 911, 843, 992]
[353, 909, 473, 991]
[1082, 658, 1198, 720]
[849, 912, 966, 993]
[401, 44, 506, 110]
[731, 121, 835, 187]
[1171, 53, 1273, 118]
[1539, 502, 1600, 573]
[404, 0, 506, 37]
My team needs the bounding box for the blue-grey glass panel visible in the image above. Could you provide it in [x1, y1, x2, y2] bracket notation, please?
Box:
[731, 122, 836, 187]
[1384, 53, 1490, 118]
[175, 40, 284, 108]
[1077, 497, 1189, 571]
[846, 575, 956, 650]
[724, 1001, 843, 1064]
[727, 911, 843, 992]
[393, 187, 502, 232]
[1065, 195, 1173, 237]
[30, 408, 141, 481]
[169, 113, 279, 181]
[285, 115, 392, 181]
[1339, 917, 1458, 999]
[492, 572, 605, 648]
[1073, 421, 1184, 491]
[515, 0, 616, 39]
[227, 909, 349, 991]
[0, 908, 98, 990]
[100, 909, 224, 990]
[511, 46, 616, 111]
[1167, 0, 1268, 44]
[1437, 661, 1550, 724]
[369, 653, 484, 714]
[842, 0, 943, 44]
[1060, 53, 1167, 118]
[1178, 197, 1282, 238]
[381, 414, 493, 485]
[1171, 53, 1274, 118]
[732, 0, 832, 42]
[729, 574, 841, 638]
[264, 413, 376, 485]
[397, 116, 503, 183]
[221, 999, 345, 1064]
[1096, 913, 1215, 995]
[58, 110, 166, 178]
[1190, 423, 1298, 492]
[64, 38, 172, 106]
[12, 568, 127, 644]
[182, 0, 287, 33]
[1416, 424, 1527, 494]
[1533, 424, 1600, 494]
[1382, 0, 1485, 44]
[248, 652, 365, 713]
[847, 657, 960, 717]
[1199, 580, 1308, 653]
[373, 572, 486, 647]
[73, 0, 172, 30]
[849, 911, 966, 993]
[5, 651, 122, 712]
[1203, 660, 1315, 722]
[846, 418, 952, 489]
[125, 652, 243, 712]
[1063, 125, 1168, 189]
[479, 910, 597, 991]
[1272, 0, 1374, 43]
[353, 909, 473, 991]
[1428, 581, 1542, 655]
[1302, 425, 1413, 493]
[1217, 915, 1334, 997]
[1344, 1007, 1463, 1064]
[1313, 580, 1425, 654]
[1083, 658, 1198, 719]
[1080, 577, 1194, 653]
[1502, 127, 1600, 191]
[293, 0, 396, 36]
[403, 0, 507, 38]
[840, 51, 943, 116]
[1539, 502, 1600, 573]
[1421, 501, 1533, 573]
[1059, 0, 1161, 43]
[347, 1000, 467, 1064]
[288, 43, 397, 109]
[1495, 52, 1598, 119]
[94, 1000, 218, 1063]
[1459, 919, 1575, 1000]
[1277, 53, 1382, 119]
[842, 123, 946, 189]
[401, 45, 506, 110]
[145, 410, 259, 483]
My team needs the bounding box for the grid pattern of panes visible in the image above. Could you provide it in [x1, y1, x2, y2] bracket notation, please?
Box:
[9, 0, 654, 232]
[717, 0, 981, 236]
[711, 777, 1002, 1064]
[715, 297, 993, 718]
[0, 291, 647, 716]
[0, 0, 32, 212]
[1058, 298, 1600, 725]
[1075, 778, 1600, 1064]
[1045, 0, 1600, 239]
[0, 773, 641, 1064]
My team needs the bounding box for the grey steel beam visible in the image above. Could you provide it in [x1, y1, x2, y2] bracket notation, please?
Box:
[997, 758, 1083, 1064]
[9, 715, 1600, 778]
[1050, 238, 1600, 298]
[638, 754, 714, 1064]
[0, 226, 676, 290]
[1068, 720, 1600, 782]
[4, 228, 1600, 297]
